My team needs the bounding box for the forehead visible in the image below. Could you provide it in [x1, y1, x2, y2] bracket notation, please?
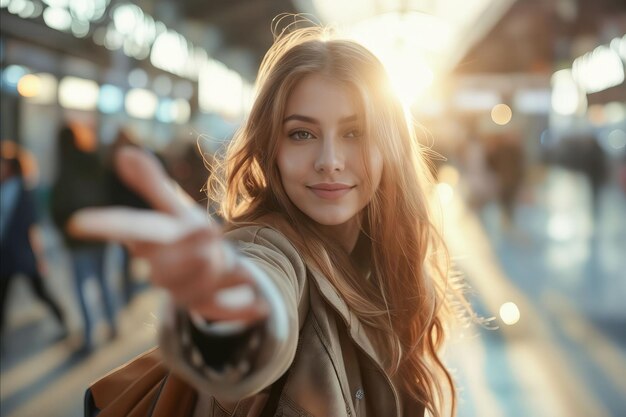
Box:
[284, 74, 361, 120]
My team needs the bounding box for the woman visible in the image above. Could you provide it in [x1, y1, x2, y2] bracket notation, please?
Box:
[72, 26, 466, 417]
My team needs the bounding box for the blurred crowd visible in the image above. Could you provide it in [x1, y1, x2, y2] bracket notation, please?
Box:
[0, 123, 212, 355]
[427, 113, 626, 227]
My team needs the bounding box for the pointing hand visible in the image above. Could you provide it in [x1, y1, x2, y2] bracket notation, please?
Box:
[67, 147, 268, 325]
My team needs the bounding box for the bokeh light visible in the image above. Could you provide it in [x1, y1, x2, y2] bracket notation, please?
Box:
[491, 103, 512, 125]
[551, 69, 585, 116]
[17, 74, 41, 98]
[58, 76, 99, 110]
[128, 68, 148, 89]
[125, 88, 158, 119]
[2, 65, 29, 88]
[70, 19, 90, 38]
[199, 60, 245, 118]
[22, 73, 57, 104]
[98, 84, 124, 114]
[155, 98, 174, 123]
[7, 0, 26, 14]
[17, 0, 34, 18]
[43, 6, 72, 31]
[499, 302, 521, 325]
[573, 44, 625, 94]
[608, 129, 626, 150]
[113, 3, 144, 35]
[104, 25, 123, 50]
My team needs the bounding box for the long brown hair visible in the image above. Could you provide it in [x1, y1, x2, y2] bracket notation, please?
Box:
[209, 25, 462, 417]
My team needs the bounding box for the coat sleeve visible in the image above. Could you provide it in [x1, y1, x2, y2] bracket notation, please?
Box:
[158, 226, 309, 401]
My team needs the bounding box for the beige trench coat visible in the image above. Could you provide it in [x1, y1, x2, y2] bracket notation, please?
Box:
[89, 223, 425, 417]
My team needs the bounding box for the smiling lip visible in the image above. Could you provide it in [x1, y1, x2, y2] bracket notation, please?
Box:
[307, 183, 354, 200]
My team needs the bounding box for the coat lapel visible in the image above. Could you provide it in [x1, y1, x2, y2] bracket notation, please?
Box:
[307, 267, 400, 415]
[307, 267, 382, 366]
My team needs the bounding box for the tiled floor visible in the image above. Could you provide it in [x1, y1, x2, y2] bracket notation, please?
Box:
[445, 167, 626, 417]
[0, 241, 161, 417]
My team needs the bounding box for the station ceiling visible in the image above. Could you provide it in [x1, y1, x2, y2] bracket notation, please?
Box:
[2, 0, 625, 80]
[175, 0, 626, 77]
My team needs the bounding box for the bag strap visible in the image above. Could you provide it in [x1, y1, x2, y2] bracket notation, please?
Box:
[258, 369, 289, 417]
[83, 387, 99, 417]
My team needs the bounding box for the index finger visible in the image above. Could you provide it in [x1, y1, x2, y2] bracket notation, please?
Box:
[67, 207, 189, 244]
[115, 146, 205, 224]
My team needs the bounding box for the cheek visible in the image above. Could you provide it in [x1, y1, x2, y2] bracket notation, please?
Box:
[277, 146, 306, 182]
[276, 155, 298, 196]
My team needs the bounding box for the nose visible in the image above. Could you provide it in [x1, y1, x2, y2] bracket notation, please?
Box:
[314, 136, 344, 172]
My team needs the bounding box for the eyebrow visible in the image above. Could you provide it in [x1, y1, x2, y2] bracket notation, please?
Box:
[283, 114, 359, 125]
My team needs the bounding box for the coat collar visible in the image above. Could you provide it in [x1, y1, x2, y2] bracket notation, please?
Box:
[255, 215, 389, 370]
[307, 267, 376, 358]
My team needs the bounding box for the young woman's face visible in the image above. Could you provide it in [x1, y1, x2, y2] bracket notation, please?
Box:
[277, 74, 383, 227]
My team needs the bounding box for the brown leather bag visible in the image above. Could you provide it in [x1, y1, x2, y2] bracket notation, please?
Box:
[84, 347, 197, 417]
[84, 347, 289, 417]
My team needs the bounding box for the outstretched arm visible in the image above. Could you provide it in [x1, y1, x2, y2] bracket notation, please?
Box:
[67, 147, 304, 401]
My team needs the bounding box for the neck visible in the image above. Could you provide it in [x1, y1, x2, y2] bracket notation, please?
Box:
[318, 217, 361, 253]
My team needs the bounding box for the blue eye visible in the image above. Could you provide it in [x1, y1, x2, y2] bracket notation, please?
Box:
[289, 130, 315, 140]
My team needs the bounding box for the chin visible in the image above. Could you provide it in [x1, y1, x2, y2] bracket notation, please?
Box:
[307, 211, 354, 227]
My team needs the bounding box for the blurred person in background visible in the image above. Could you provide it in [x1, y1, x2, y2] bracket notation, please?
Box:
[166, 140, 213, 207]
[0, 140, 67, 341]
[72, 25, 471, 417]
[544, 133, 608, 219]
[575, 135, 607, 219]
[104, 128, 150, 305]
[484, 132, 525, 228]
[457, 120, 498, 212]
[50, 124, 117, 353]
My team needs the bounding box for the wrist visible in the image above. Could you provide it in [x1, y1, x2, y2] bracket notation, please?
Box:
[188, 311, 249, 336]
